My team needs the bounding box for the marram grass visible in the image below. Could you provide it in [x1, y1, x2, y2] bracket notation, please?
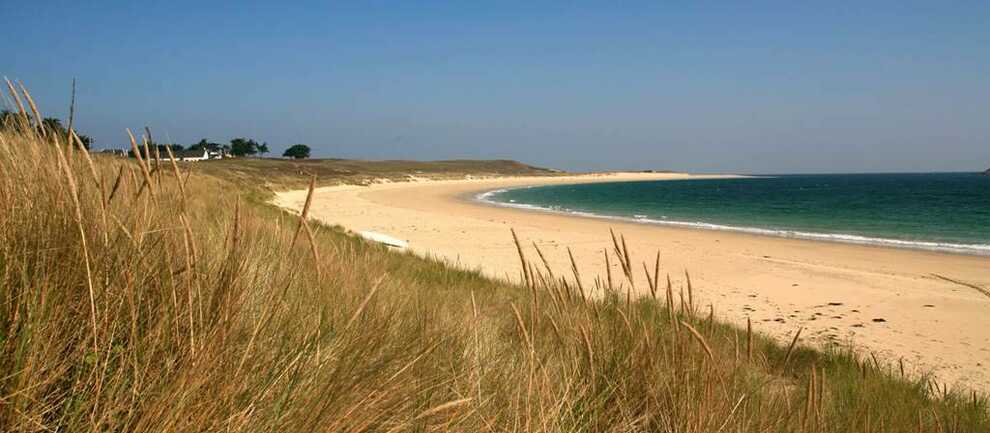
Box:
[0, 83, 987, 432]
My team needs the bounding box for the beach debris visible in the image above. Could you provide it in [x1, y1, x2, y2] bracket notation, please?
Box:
[359, 231, 409, 249]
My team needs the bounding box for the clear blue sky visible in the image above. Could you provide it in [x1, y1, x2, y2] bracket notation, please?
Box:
[3, 1, 988, 173]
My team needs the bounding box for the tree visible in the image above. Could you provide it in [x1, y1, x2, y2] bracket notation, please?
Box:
[76, 134, 93, 150]
[158, 144, 183, 152]
[229, 137, 260, 156]
[42, 117, 64, 133]
[40, 117, 93, 149]
[258, 142, 270, 156]
[282, 144, 311, 159]
[1, 114, 93, 149]
[1, 110, 18, 128]
[41, 118, 68, 139]
[189, 138, 221, 152]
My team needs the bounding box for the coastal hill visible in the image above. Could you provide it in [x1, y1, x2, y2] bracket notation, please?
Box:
[983, 167, 990, 175]
[190, 157, 560, 190]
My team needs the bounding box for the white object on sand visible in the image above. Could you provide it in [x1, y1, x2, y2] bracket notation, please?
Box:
[359, 231, 409, 249]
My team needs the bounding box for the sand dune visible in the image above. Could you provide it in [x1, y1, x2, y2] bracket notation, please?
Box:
[274, 172, 990, 392]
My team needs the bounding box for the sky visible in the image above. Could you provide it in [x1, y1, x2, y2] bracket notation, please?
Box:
[3, 1, 989, 173]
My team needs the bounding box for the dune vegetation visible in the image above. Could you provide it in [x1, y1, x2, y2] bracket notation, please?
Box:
[1, 83, 987, 432]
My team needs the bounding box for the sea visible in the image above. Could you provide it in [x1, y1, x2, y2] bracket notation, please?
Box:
[478, 173, 990, 256]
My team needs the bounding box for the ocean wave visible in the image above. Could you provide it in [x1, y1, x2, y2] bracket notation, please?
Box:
[475, 189, 990, 256]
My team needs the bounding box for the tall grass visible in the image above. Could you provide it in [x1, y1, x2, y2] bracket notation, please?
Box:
[0, 85, 987, 432]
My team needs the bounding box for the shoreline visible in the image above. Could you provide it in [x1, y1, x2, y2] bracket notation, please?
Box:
[471, 183, 990, 257]
[273, 172, 990, 392]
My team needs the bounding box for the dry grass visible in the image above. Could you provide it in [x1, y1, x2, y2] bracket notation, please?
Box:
[0, 87, 987, 432]
[188, 156, 560, 193]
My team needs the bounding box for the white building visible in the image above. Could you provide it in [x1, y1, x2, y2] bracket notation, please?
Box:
[172, 149, 210, 162]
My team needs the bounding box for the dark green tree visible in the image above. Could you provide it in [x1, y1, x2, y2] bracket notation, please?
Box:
[189, 139, 222, 152]
[229, 138, 260, 156]
[158, 144, 184, 152]
[76, 134, 93, 150]
[282, 144, 311, 159]
[35, 117, 93, 149]
[42, 117, 64, 133]
[1, 110, 19, 128]
[258, 142, 270, 156]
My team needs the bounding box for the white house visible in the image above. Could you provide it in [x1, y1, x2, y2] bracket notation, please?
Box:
[206, 149, 231, 160]
[172, 149, 210, 162]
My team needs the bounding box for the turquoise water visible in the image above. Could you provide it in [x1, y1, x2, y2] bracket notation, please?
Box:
[479, 173, 990, 255]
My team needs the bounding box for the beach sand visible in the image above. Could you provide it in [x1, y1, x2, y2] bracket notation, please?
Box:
[274, 172, 990, 392]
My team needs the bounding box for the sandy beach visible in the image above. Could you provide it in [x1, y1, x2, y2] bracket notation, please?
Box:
[274, 172, 990, 392]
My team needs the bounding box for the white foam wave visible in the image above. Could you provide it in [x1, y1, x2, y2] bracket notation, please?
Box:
[475, 188, 990, 256]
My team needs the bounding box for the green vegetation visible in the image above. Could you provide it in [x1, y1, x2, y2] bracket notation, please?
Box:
[127, 137, 267, 157]
[2, 110, 93, 148]
[1, 86, 987, 432]
[282, 143, 311, 159]
[189, 138, 221, 152]
[190, 156, 558, 191]
[228, 137, 269, 157]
